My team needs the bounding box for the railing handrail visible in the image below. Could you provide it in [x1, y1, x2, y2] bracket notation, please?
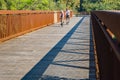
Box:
[0, 10, 55, 14]
[91, 11, 120, 43]
[91, 11, 120, 60]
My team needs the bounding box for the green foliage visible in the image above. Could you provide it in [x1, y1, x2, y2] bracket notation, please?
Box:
[0, 0, 7, 10]
[0, 0, 119, 12]
[0, 0, 80, 12]
[82, 0, 120, 12]
[38, 0, 49, 10]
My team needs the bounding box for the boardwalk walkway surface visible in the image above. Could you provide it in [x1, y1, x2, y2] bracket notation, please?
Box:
[0, 16, 96, 80]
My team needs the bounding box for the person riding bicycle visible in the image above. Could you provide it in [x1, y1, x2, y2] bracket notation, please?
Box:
[66, 8, 70, 24]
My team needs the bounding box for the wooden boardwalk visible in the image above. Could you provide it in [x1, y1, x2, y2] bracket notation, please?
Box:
[0, 16, 96, 80]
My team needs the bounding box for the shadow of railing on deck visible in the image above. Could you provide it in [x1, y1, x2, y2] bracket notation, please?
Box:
[21, 17, 85, 80]
[89, 20, 96, 79]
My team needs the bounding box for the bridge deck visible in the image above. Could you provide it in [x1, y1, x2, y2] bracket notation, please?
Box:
[0, 16, 96, 80]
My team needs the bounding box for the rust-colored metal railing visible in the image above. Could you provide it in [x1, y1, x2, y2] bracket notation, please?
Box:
[91, 11, 120, 80]
[0, 10, 54, 42]
[0, 10, 73, 42]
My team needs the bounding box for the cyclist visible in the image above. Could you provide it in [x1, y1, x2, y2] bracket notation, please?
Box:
[66, 8, 70, 24]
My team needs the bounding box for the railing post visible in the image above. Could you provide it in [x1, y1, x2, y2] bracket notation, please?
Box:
[54, 11, 57, 24]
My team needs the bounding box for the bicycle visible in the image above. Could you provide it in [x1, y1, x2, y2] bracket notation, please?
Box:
[60, 10, 64, 27]
[60, 18, 64, 27]
[66, 15, 70, 25]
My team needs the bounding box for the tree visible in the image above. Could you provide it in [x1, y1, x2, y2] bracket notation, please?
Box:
[82, 0, 120, 12]
[0, 0, 7, 10]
